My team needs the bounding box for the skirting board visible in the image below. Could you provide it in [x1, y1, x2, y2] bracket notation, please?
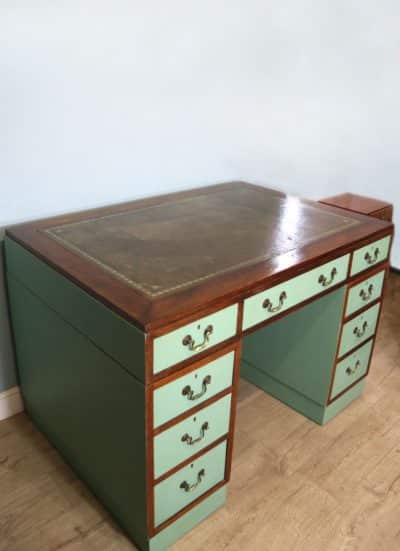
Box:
[0, 386, 24, 421]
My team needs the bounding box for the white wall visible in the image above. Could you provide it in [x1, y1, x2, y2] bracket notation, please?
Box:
[1, 2, 399, 391]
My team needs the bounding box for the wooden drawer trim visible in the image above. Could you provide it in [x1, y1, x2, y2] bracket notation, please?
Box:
[152, 439, 229, 534]
[147, 342, 241, 535]
[242, 254, 350, 330]
[337, 302, 381, 358]
[152, 346, 237, 429]
[153, 434, 230, 485]
[344, 266, 387, 319]
[330, 339, 373, 401]
[153, 304, 239, 375]
[350, 234, 392, 276]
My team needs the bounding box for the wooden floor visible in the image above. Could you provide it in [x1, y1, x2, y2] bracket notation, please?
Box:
[1, 274, 399, 551]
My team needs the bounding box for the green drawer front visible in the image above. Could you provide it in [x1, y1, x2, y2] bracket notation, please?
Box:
[243, 254, 350, 330]
[331, 340, 373, 399]
[153, 351, 235, 428]
[338, 303, 380, 358]
[154, 440, 227, 527]
[350, 235, 391, 276]
[345, 270, 385, 317]
[153, 304, 238, 374]
[154, 394, 231, 478]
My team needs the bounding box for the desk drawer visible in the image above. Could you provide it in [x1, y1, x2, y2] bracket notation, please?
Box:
[345, 270, 385, 317]
[338, 303, 380, 358]
[153, 351, 235, 428]
[154, 394, 231, 479]
[153, 304, 238, 374]
[154, 440, 227, 527]
[331, 340, 373, 400]
[350, 235, 391, 276]
[243, 254, 350, 330]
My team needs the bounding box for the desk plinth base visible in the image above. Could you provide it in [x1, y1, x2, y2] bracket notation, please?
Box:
[241, 360, 366, 425]
[149, 486, 227, 551]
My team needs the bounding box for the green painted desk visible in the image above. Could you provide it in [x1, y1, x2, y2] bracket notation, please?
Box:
[4, 183, 393, 550]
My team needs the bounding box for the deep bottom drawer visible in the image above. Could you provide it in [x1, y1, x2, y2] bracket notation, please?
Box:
[154, 440, 227, 527]
[331, 339, 373, 400]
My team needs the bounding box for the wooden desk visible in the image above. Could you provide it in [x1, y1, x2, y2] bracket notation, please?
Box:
[4, 183, 394, 551]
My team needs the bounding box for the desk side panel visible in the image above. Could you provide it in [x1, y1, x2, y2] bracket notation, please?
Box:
[4, 237, 145, 382]
[242, 287, 345, 405]
[7, 277, 148, 550]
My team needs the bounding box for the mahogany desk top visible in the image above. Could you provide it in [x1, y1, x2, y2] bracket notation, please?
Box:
[6, 182, 393, 331]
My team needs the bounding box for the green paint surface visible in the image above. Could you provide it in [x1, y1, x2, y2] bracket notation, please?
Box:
[323, 379, 366, 424]
[350, 235, 391, 276]
[154, 394, 231, 478]
[153, 351, 234, 428]
[153, 304, 238, 374]
[339, 303, 380, 357]
[241, 360, 366, 425]
[7, 276, 148, 550]
[331, 340, 372, 399]
[154, 440, 227, 527]
[242, 287, 345, 405]
[149, 486, 227, 551]
[4, 237, 145, 381]
[242, 254, 349, 330]
[345, 269, 385, 317]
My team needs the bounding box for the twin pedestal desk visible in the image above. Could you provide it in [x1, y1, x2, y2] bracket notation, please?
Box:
[5, 183, 394, 550]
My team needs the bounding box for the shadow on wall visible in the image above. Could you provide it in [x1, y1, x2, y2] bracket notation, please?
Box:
[0, 235, 17, 393]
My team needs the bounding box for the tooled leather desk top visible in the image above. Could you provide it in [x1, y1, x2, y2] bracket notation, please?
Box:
[7, 182, 392, 329]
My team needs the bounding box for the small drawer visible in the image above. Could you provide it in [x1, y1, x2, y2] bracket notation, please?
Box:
[350, 235, 391, 276]
[338, 303, 380, 357]
[154, 394, 232, 478]
[331, 340, 373, 400]
[154, 440, 227, 527]
[153, 351, 235, 428]
[345, 270, 385, 317]
[153, 304, 238, 374]
[242, 254, 350, 330]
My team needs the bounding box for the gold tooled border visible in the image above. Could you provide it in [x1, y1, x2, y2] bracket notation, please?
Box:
[43, 195, 360, 299]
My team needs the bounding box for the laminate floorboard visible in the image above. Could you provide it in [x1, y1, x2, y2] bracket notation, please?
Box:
[0, 274, 399, 551]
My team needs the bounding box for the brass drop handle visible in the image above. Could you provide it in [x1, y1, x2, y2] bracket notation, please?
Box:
[364, 248, 380, 265]
[359, 284, 374, 302]
[182, 375, 211, 401]
[263, 291, 287, 313]
[346, 360, 361, 376]
[181, 422, 209, 445]
[182, 325, 213, 352]
[180, 469, 205, 492]
[353, 321, 368, 338]
[318, 267, 338, 287]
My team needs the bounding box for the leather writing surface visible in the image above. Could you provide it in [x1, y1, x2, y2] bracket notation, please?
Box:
[44, 186, 360, 298]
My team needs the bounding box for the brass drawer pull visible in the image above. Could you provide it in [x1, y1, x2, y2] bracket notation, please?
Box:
[318, 267, 338, 287]
[364, 248, 380, 265]
[182, 325, 213, 352]
[263, 291, 287, 313]
[182, 375, 212, 401]
[353, 321, 368, 338]
[359, 284, 374, 302]
[180, 469, 205, 492]
[181, 422, 209, 445]
[346, 360, 361, 376]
